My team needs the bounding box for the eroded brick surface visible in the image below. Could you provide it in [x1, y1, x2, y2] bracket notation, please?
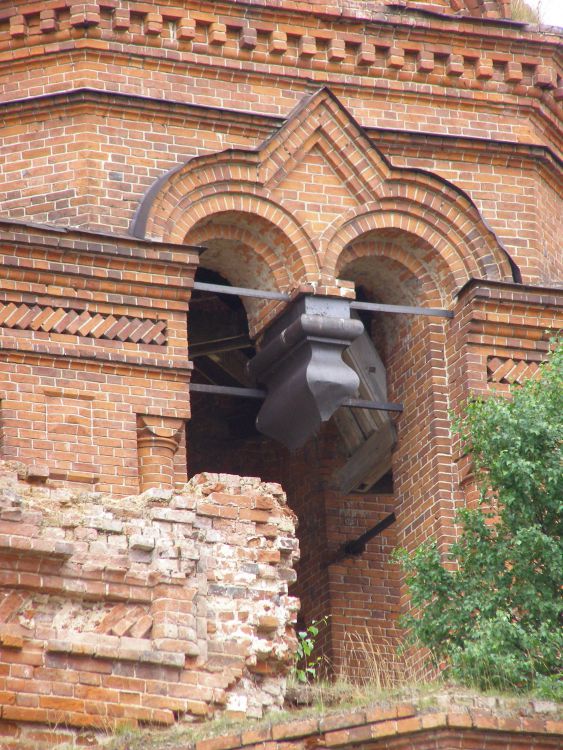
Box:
[0, 462, 299, 740]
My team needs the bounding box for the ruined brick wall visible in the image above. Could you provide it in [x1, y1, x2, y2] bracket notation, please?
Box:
[0, 462, 299, 744]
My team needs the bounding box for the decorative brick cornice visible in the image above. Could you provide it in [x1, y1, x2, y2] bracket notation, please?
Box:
[0, 218, 202, 268]
[456, 278, 563, 308]
[1, 51, 559, 157]
[0, 88, 282, 136]
[1, 88, 561, 191]
[2, 0, 558, 44]
[0, 0, 560, 110]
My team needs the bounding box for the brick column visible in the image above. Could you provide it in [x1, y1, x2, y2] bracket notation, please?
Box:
[137, 415, 184, 491]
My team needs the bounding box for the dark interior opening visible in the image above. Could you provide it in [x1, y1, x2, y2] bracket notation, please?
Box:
[188, 268, 262, 475]
[187, 268, 399, 675]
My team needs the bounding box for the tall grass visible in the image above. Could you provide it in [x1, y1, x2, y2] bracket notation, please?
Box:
[341, 627, 405, 689]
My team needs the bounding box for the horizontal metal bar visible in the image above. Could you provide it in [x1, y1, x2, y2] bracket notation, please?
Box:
[194, 282, 453, 318]
[191, 384, 403, 413]
[190, 383, 266, 399]
[342, 398, 403, 413]
[350, 301, 453, 318]
[193, 281, 290, 302]
[190, 334, 252, 358]
[343, 512, 397, 556]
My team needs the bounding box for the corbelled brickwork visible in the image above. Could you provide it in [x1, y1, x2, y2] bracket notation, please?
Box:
[0, 461, 299, 746]
[186, 694, 562, 750]
[0, 0, 561, 743]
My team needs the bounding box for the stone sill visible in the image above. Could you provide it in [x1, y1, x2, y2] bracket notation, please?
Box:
[0, 535, 74, 559]
[47, 634, 187, 668]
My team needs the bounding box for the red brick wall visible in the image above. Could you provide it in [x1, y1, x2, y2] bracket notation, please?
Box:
[1, 96, 560, 286]
[0, 1, 560, 280]
[0, 223, 197, 495]
[0, 0, 561, 713]
[384, 141, 563, 287]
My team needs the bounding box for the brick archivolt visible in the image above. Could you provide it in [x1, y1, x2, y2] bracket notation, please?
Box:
[336, 237, 446, 309]
[184, 221, 294, 293]
[137, 191, 319, 289]
[135, 88, 517, 299]
[327, 196, 512, 302]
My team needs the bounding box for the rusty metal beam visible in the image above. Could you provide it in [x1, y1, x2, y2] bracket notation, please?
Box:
[193, 281, 289, 301]
[190, 383, 266, 399]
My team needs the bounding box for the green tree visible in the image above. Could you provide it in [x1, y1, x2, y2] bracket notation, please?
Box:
[395, 342, 562, 698]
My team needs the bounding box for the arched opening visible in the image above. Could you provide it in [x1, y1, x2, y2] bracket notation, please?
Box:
[187, 216, 459, 682]
[185, 213, 339, 665]
[332, 228, 461, 679]
[188, 268, 261, 476]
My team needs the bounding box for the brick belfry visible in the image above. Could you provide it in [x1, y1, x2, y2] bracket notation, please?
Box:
[0, 0, 561, 743]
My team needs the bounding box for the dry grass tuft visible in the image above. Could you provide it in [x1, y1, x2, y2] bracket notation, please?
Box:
[340, 627, 407, 690]
[510, 0, 541, 23]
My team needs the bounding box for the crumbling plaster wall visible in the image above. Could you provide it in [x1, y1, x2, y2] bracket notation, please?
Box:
[0, 461, 300, 743]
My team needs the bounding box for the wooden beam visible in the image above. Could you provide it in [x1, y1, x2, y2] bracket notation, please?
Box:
[333, 427, 395, 494]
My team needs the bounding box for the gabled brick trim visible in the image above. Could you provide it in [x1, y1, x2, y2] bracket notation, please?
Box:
[133, 87, 518, 296]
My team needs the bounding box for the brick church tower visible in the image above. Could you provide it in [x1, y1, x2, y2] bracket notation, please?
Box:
[0, 0, 561, 740]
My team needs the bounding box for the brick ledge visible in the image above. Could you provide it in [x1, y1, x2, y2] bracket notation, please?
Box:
[188, 696, 562, 750]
